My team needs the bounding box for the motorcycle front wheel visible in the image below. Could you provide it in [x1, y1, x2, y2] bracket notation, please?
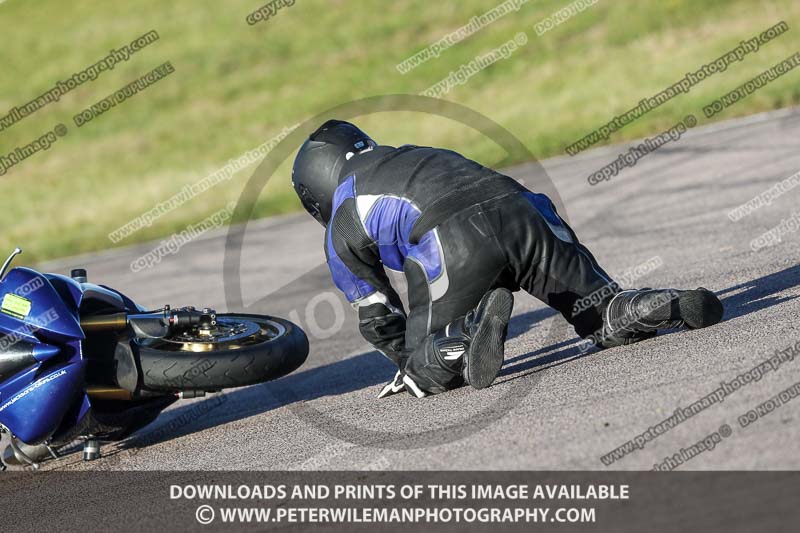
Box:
[135, 314, 308, 392]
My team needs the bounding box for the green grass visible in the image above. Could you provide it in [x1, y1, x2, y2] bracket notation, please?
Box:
[1, 0, 799, 264]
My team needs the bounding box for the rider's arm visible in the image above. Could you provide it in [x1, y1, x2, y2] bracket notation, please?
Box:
[325, 209, 407, 368]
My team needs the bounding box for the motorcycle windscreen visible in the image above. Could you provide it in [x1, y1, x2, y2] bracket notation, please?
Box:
[0, 267, 83, 343]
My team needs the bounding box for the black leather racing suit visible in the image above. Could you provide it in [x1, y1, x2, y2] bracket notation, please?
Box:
[325, 144, 616, 393]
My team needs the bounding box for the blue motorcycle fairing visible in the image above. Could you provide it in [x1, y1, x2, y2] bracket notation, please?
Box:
[102, 284, 147, 313]
[0, 355, 86, 444]
[0, 266, 152, 447]
[0, 268, 84, 342]
[0, 269, 88, 444]
[32, 343, 61, 363]
[42, 273, 83, 310]
[74, 281, 126, 311]
[45, 273, 140, 314]
[47, 388, 93, 446]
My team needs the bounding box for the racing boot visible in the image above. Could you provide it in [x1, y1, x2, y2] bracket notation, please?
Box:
[402, 288, 514, 397]
[598, 287, 723, 348]
[462, 287, 515, 389]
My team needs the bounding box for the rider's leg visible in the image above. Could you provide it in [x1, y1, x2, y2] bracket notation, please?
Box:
[487, 191, 619, 337]
[595, 287, 723, 348]
[401, 286, 514, 397]
[399, 204, 515, 396]
[489, 192, 723, 348]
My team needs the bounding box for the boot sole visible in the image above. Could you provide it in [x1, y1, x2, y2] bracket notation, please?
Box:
[464, 288, 514, 389]
[679, 288, 724, 329]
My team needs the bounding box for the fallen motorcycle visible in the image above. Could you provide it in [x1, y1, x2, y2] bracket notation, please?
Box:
[0, 248, 308, 469]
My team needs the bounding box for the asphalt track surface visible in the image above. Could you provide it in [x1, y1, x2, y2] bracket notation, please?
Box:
[24, 108, 800, 471]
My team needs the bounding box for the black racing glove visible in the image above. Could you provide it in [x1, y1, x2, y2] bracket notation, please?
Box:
[358, 302, 406, 368]
[358, 303, 406, 368]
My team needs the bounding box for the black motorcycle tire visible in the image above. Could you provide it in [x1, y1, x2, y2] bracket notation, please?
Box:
[136, 314, 308, 392]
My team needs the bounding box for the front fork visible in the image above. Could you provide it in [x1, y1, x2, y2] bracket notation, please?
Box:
[80, 306, 218, 339]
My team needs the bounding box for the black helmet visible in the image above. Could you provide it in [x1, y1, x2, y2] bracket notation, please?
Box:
[292, 119, 375, 225]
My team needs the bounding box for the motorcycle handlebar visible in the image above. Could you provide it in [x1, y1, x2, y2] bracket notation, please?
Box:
[80, 308, 214, 334]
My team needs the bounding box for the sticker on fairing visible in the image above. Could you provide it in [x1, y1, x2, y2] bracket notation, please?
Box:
[1, 293, 32, 319]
